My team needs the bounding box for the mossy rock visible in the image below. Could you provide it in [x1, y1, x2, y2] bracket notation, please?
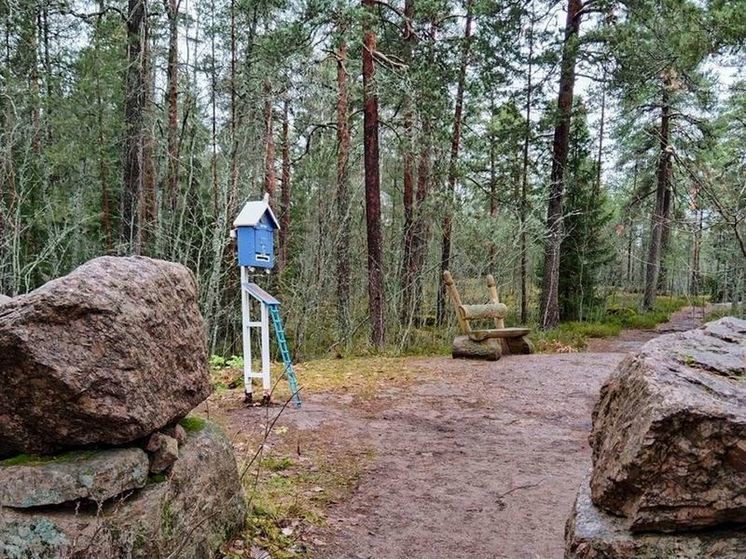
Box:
[0, 421, 245, 559]
[0, 448, 148, 508]
[179, 415, 207, 433]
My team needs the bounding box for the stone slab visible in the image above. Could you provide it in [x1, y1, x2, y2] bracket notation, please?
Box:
[0, 447, 148, 508]
[565, 475, 746, 558]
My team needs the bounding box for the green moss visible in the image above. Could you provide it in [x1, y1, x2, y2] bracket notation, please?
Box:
[682, 354, 696, 366]
[179, 415, 206, 433]
[161, 501, 175, 539]
[148, 473, 167, 484]
[0, 450, 97, 467]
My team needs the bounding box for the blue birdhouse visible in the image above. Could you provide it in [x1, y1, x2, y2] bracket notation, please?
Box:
[232, 194, 280, 270]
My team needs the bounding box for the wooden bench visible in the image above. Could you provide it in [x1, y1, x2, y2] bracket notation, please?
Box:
[443, 271, 534, 360]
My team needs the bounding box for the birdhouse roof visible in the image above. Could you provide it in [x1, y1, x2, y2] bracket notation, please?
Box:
[233, 194, 280, 229]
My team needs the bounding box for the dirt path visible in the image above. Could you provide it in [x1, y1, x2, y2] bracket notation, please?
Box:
[300, 353, 622, 559]
[586, 305, 709, 353]
[220, 306, 710, 558]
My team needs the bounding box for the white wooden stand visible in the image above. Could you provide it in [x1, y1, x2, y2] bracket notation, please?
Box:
[240, 266, 271, 402]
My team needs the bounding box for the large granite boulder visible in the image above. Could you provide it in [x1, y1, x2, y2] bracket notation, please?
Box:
[589, 317, 746, 532]
[0, 448, 148, 508]
[0, 256, 211, 457]
[0, 421, 246, 559]
[565, 475, 746, 558]
[0, 294, 11, 305]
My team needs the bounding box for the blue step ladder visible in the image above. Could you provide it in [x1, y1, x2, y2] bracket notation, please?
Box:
[268, 304, 302, 408]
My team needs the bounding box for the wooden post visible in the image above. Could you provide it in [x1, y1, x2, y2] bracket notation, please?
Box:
[486, 274, 505, 329]
[443, 270, 469, 334]
[486, 273, 509, 354]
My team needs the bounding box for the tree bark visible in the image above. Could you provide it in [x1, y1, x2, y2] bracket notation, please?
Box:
[690, 184, 702, 296]
[400, 0, 417, 326]
[93, 9, 113, 252]
[436, 0, 474, 325]
[122, 0, 146, 252]
[30, 6, 41, 155]
[229, 0, 238, 214]
[595, 80, 606, 196]
[452, 336, 502, 361]
[519, 3, 534, 324]
[362, 0, 385, 348]
[139, 14, 157, 254]
[410, 118, 431, 321]
[263, 79, 276, 202]
[279, 98, 291, 271]
[538, 0, 582, 329]
[336, 36, 352, 336]
[643, 84, 672, 310]
[164, 0, 179, 214]
[209, 1, 218, 214]
[657, 173, 672, 292]
[489, 96, 498, 265]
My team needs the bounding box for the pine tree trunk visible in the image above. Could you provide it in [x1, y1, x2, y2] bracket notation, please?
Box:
[595, 80, 606, 195]
[643, 85, 671, 310]
[139, 15, 157, 254]
[400, 0, 417, 327]
[627, 161, 639, 288]
[93, 10, 113, 252]
[436, 0, 474, 325]
[627, 224, 634, 287]
[657, 177, 672, 292]
[30, 6, 41, 155]
[122, 0, 146, 252]
[279, 98, 291, 271]
[410, 117, 431, 322]
[263, 79, 276, 202]
[229, 0, 239, 213]
[538, 0, 582, 329]
[40, 2, 52, 143]
[690, 197, 702, 296]
[520, 5, 534, 324]
[335, 36, 352, 337]
[489, 94, 499, 265]
[210, 3, 218, 214]
[165, 0, 179, 214]
[362, 0, 385, 348]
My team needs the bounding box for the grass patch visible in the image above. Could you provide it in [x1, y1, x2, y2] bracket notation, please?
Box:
[534, 294, 692, 353]
[705, 304, 745, 322]
[179, 415, 206, 433]
[210, 356, 428, 405]
[291, 357, 424, 399]
[705, 309, 730, 322]
[231, 446, 371, 558]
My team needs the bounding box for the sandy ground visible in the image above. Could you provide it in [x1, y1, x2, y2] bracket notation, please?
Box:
[222, 306, 709, 559]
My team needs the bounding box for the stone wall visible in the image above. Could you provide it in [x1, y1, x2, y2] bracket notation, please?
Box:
[0, 257, 246, 558]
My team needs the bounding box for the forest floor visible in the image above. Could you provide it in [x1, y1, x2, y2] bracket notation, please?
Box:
[203, 305, 711, 559]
